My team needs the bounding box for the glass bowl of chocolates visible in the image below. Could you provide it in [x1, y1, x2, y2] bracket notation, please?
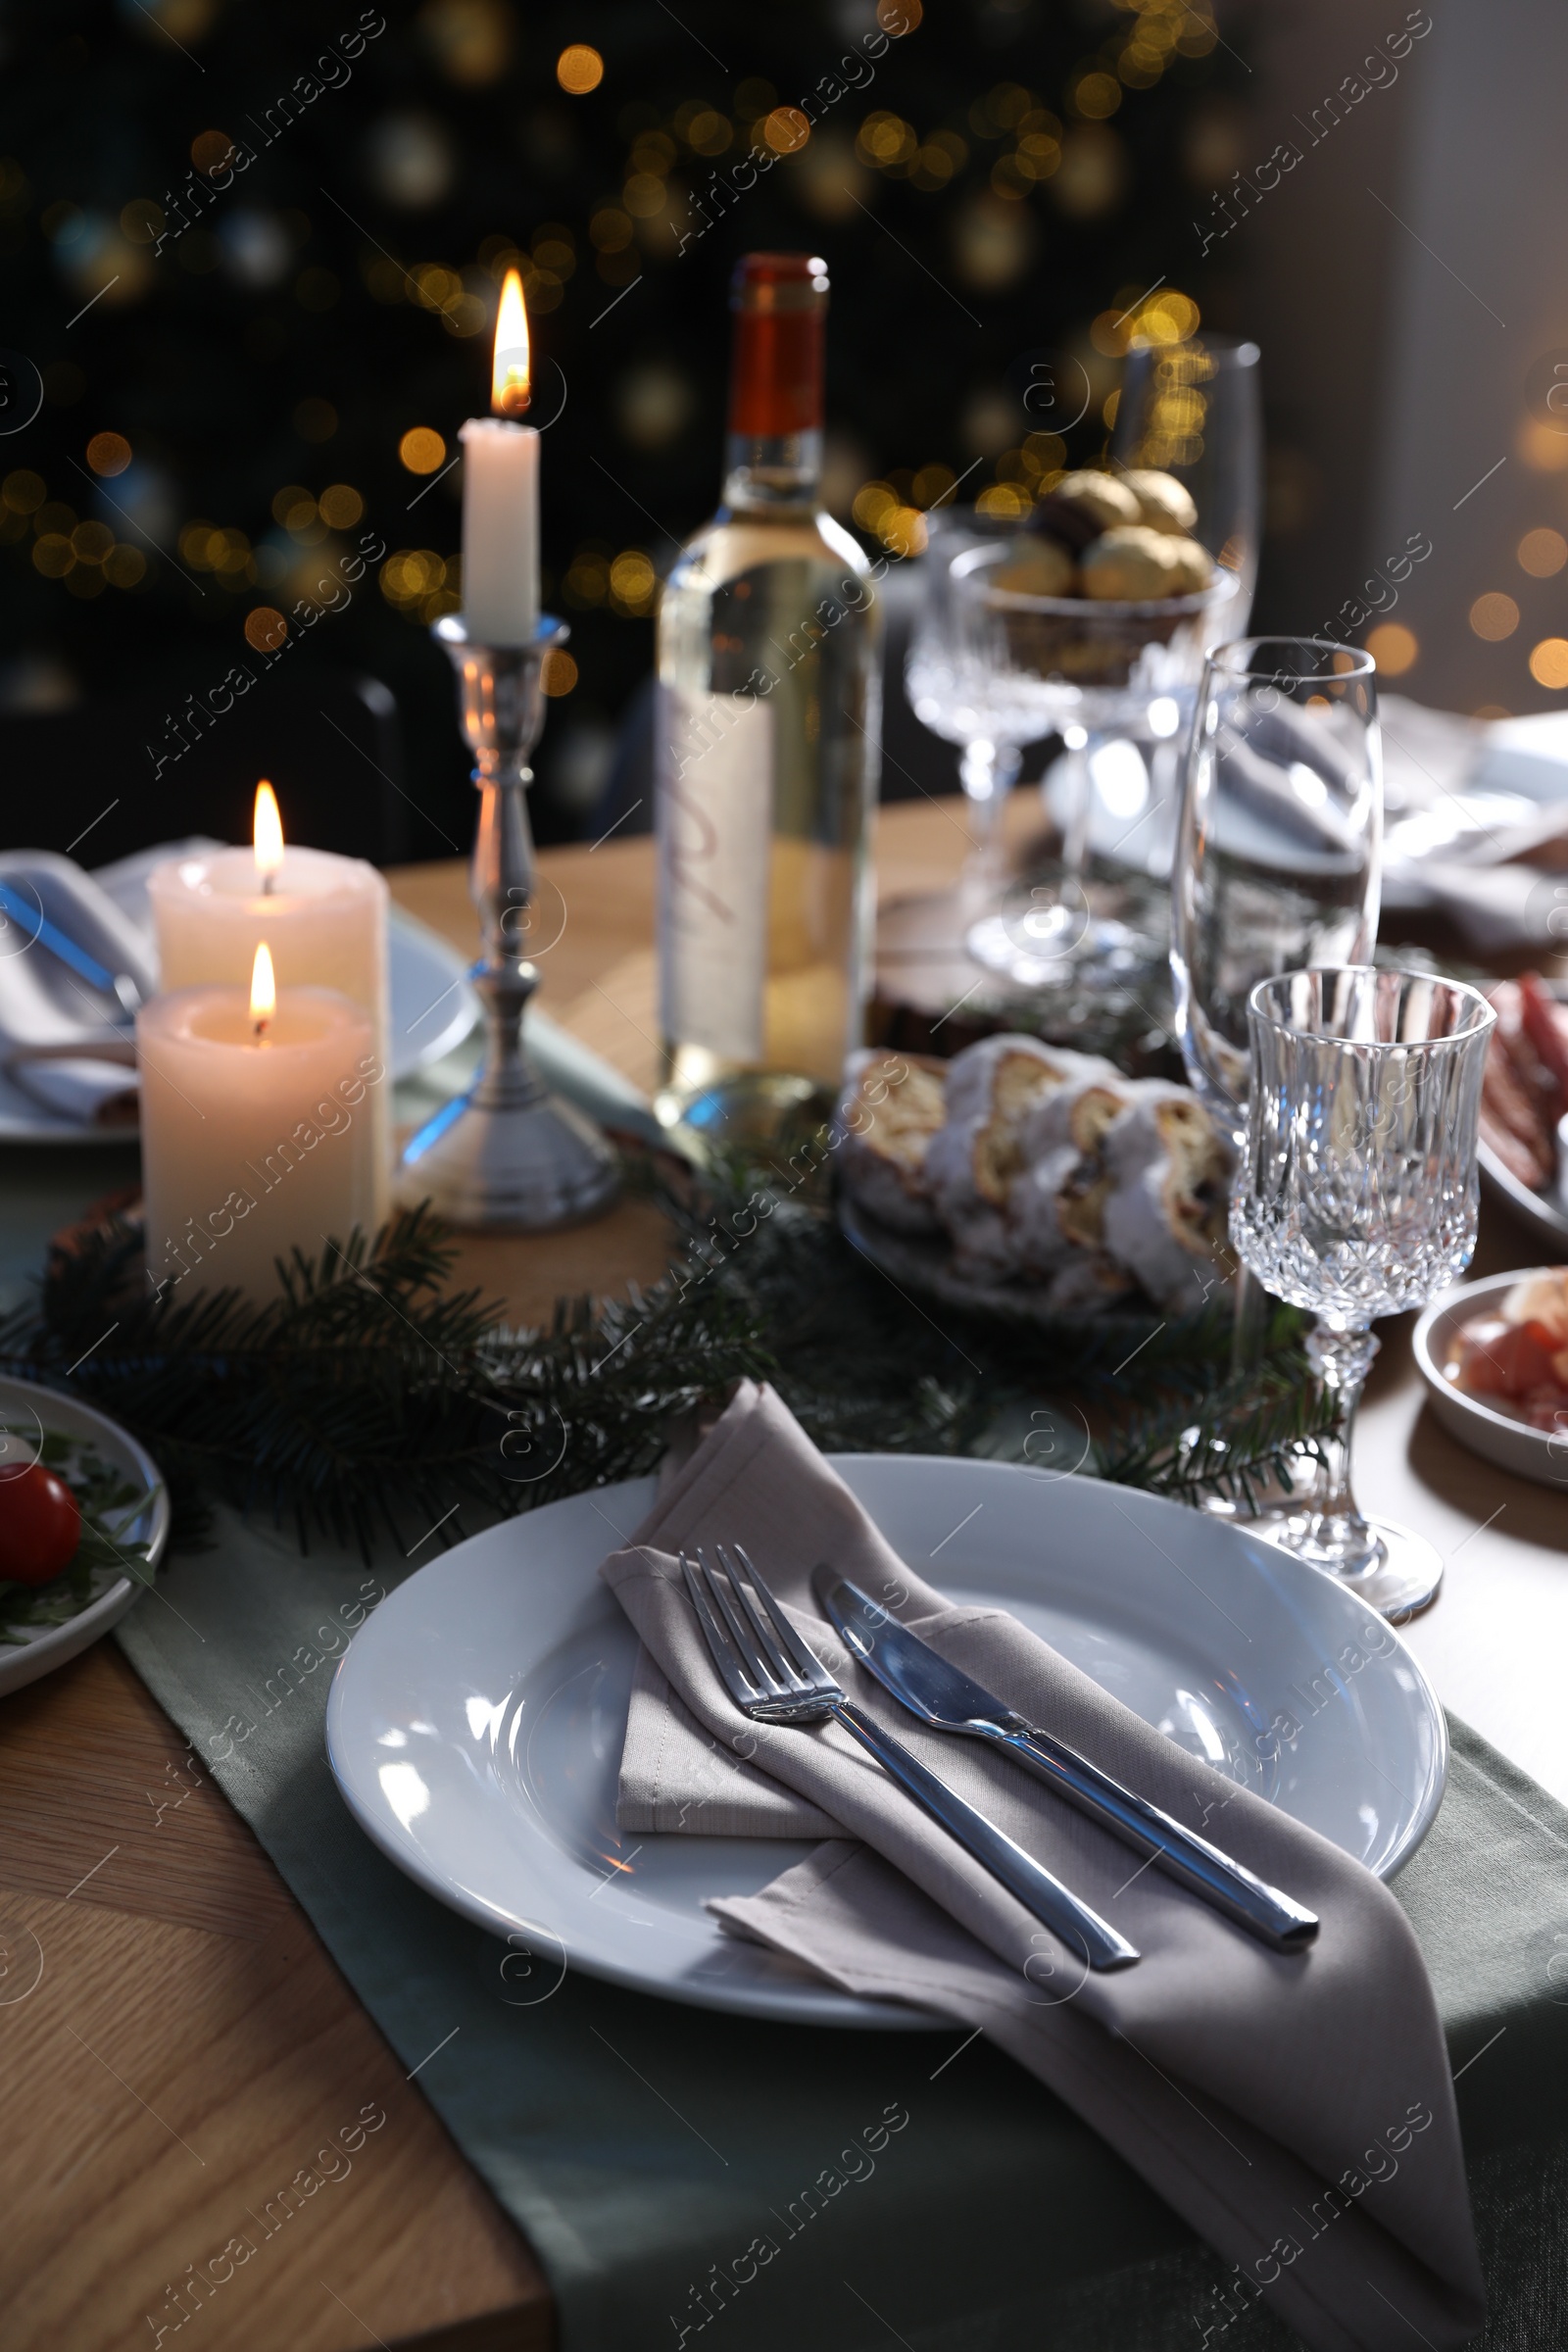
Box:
[955, 466, 1241, 736]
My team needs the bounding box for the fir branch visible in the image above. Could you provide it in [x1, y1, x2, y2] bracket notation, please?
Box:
[0, 1165, 1331, 1556]
[0, 1204, 774, 1556]
[1095, 1352, 1334, 1511]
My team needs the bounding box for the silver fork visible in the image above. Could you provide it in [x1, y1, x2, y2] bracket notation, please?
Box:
[681, 1543, 1138, 1973]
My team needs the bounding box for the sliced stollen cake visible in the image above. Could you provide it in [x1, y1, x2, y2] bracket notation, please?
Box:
[1102, 1079, 1233, 1311]
[834, 1050, 949, 1234]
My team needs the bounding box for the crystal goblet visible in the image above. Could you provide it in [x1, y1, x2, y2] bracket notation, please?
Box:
[1232, 966, 1495, 1618]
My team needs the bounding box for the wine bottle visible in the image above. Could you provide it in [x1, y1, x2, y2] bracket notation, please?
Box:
[655, 251, 881, 1145]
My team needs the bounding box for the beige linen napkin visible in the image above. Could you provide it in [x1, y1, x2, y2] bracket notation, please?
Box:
[599, 1382, 1484, 2352]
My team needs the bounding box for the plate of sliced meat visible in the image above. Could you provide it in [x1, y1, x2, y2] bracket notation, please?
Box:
[1479, 975, 1568, 1256]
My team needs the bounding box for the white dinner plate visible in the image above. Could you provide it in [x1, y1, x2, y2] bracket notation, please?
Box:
[0, 906, 477, 1146]
[0, 1374, 171, 1695]
[325, 1456, 1447, 2030]
[1414, 1269, 1568, 1489]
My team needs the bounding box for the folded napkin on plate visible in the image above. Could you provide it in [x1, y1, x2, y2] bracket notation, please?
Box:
[600, 1382, 1484, 2352]
[0, 850, 156, 1126]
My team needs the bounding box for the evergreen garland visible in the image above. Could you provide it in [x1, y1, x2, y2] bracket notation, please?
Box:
[0, 1158, 1332, 1559]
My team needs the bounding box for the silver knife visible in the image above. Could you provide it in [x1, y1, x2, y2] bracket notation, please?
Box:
[814, 1568, 1318, 1955]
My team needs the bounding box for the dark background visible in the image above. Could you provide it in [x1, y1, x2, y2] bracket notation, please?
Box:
[0, 0, 1257, 856]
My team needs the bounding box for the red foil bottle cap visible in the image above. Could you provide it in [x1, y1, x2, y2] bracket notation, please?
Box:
[727, 253, 829, 438]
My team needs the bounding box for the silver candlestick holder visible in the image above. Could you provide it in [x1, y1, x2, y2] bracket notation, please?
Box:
[396, 612, 619, 1230]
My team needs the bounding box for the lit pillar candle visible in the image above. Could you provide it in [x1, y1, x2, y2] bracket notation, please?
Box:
[459, 267, 539, 645]
[137, 945, 379, 1308]
[148, 784, 391, 1223]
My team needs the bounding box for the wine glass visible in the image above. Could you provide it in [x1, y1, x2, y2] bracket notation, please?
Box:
[904, 508, 1049, 906]
[1112, 334, 1263, 633]
[1171, 637, 1382, 1372]
[1233, 966, 1494, 1618]
[956, 544, 1240, 992]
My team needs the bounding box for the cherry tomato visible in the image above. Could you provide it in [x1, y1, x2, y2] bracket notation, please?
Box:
[0, 1462, 82, 1586]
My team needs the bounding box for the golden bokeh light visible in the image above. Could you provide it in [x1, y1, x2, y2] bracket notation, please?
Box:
[104, 544, 145, 588]
[190, 129, 235, 175]
[1518, 528, 1568, 578]
[1529, 637, 1568, 689]
[399, 427, 448, 474]
[556, 43, 603, 94]
[86, 431, 131, 477]
[294, 397, 338, 444]
[541, 649, 579, 697]
[318, 483, 365, 529]
[1365, 621, 1418, 676]
[1073, 71, 1122, 119]
[1469, 592, 1520, 642]
[763, 107, 810, 154]
[245, 606, 288, 652]
[1517, 416, 1568, 472]
[609, 550, 657, 613]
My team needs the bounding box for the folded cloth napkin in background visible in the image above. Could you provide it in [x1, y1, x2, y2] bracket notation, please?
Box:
[0, 850, 154, 1126]
[600, 1382, 1485, 2352]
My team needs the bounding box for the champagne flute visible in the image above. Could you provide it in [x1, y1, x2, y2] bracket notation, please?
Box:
[1171, 638, 1383, 1371]
[1233, 966, 1494, 1617]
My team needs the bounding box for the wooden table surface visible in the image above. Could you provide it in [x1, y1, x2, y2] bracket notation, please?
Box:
[6, 798, 1566, 2350]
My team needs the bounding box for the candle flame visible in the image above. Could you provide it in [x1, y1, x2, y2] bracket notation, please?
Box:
[254, 780, 284, 889]
[250, 940, 276, 1029]
[491, 269, 531, 416]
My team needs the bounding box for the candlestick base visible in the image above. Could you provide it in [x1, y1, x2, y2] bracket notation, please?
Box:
[398, 1083, 618, 1231]
[395, 612, 620, 1234]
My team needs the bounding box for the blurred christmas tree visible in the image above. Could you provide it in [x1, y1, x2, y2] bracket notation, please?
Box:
[0, 0, 1248, 849]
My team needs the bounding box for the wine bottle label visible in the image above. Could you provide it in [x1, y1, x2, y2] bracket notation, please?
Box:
[657, 683, 771, 1063]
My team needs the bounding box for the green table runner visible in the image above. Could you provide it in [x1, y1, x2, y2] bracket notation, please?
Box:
[113, 1507, 1568, 2351]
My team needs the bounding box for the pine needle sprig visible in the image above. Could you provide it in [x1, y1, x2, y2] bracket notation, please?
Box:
[1095, 1351, 1333, 1511]
[0, 1164, 1332, 1555]
[0, 1203, 774, 1555]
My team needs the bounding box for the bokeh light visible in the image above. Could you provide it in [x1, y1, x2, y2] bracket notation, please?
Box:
[763, 108, 810, 155]
[557, 44, 604, 95]
[609, 551, 657, 614]
[1470, 592, 1520, 642]
[190, 129, 235, 174]
[1529, 638, 1568, 689]
[86, 432, 131, 476]
[1365, 621, 1418, 675]
[245, 606, 288, 652]
[542, 649, 579, 696]
[318, 484, 365, 529]
[1518, 528, 1568, 578]
[399, 427, 447, 474]
[294, 397, 338, 444]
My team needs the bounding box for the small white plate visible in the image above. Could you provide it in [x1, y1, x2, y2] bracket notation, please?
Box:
[326, 1456, 1447, 2029]
[1414, 1270, 1568, 1489]
[0, 1374, 171, 1695]
[0, 906, 478, 1146]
